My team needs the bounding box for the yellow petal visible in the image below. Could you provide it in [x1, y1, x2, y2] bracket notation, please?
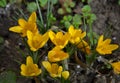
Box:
[64, 32, 70, 39]
[42, 61, 51, 73]
[37, 69, 42, 76]
[77, 40, 91, 54]
[50, 65, 62, 78]
[20, 56, 42, 76]
[96, 35, 119, 55]
[51, 64, 59, 74]
[27, 31, 49, 51]
[80, 31, 86, 39]
[27, 64, 41, 76]
[28, 12, 36, 23]
[27, 31, 33, 40]
[114, 68, 120, 74]
[62, 71, 69, 79]
[30, 47, 38, 51]
[103, 39, 111, 45]
[20, 64, 26, 71]
[33, 64, 42, 76]
[39, 32, 49, 48]
[49, 30, 55, 41]
[62, 32, 70, 46]
[18, 19, 27, 27]
[106, 44, 119, 51]
[58, 66, 63, 76]
[68, 25, 75, 36]
[111, 62, 120, 67]
[68, 25, 86, 44]
[48, 49, 69, 62]
[26, 56, 33, 65]
[49, 31, 70, 48]
[27, 40, 38, 51]
[20, 64, 27, 76]
[27, 31, 38, 51]
[52, 46, 62, 50]
[50, 74, 58, 78]
[56, 32, 63, 39]
[48, 50, 60, 62]
[111, 62, 120, 74]
[9, 26, 22, 33]
[100, 44, 119, 55]
[97, 35, 104, 46]
[96, 48, 105, 55]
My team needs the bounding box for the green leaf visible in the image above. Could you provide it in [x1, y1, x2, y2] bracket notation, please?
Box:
[66, 7, 72, 13]
[64, 2, 68, 8]
[87, 32, 98, 45]
[82, 0, 85, 2]
[52, 0, 58, 4]
[58, 8, 65, 15]
[48, 13, 56, 24]
[0, 0, 7, 7]
[119, 0, 120, 5]
[86, 53, 97, 65]
[67, 15, 72, 21]
[90, 14, 97, 20]
[61, 15, 72, 22]
[81, 0, 92, 3]
[73, 14, 82, 27]
[87, 14, 96, 24]
[39, 0, 48, 7]
[9, 0, 17, 3]
[0, 71, 16, 83]
[27, 2, 37, 12]
[106, 64, 112, 69]
[61, 15, 72, 28]
[82, 5, 91, 13]
[69, 2, 75, 8]
[65, 21, 71, 29]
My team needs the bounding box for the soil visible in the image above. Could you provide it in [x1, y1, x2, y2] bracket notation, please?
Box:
[91, 0, 120, 45]
[0, 0, 120, 83]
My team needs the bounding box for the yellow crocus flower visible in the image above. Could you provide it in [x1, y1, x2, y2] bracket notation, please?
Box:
[77, 40, 91, 54]
[68, 25, 86, 44]
[9, 12, 38, 37]
[49, 30, 70, 49]
[27, 31, 49, 51]
[42, 61, 63, 78]
[48, 46, 69, 62]
[111, 61, 120, 74]
[96, 35, 119, 55]
[20, 56, 42, 76]
[62, 71, 69, 80]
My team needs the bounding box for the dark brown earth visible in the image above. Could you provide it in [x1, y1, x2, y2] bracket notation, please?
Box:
[91, 0, 120, 45]
[0, 0, 120, 83]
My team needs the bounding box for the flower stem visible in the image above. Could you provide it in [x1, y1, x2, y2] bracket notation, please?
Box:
[35, 0, 44, 26]
[63, 59, 68, 70]
[33, 51, 38, 63]
[89, 23, 94, 47]
[46, 0, 53, 31]
[83, 17, 87, 32]
[46, 0, 50, 31]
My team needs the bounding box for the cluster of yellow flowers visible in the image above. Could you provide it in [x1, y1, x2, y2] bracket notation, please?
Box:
[9, 12, 70, 79]
[9, 12, 120, 80]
